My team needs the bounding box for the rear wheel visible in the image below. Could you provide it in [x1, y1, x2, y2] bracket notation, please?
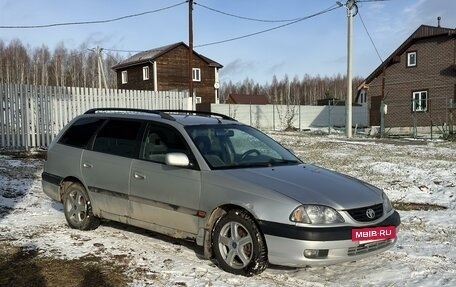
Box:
[63, 182, 99, 230]
[212, 209, 268, 276]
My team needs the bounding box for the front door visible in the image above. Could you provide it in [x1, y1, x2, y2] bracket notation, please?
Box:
[129, 123, 201, 235]
[370, 95, 382, 126]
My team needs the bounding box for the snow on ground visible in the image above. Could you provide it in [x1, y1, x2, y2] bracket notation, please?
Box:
[1, 133, 455, 286]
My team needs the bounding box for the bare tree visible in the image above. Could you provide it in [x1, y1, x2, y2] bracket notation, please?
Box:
[2, 39, 29, 84]
[30, 45, 51, 86]
[49, 43, 68, 87]
[0, 40, 5, 83]
[67, 50, 83, 86]
[104, 51, 123, 88]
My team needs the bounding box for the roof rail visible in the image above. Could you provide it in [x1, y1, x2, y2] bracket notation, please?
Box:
[158, 109, 237, 121]
[84, 108, 175, 121]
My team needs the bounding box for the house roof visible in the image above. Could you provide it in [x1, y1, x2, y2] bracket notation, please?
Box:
[227, 94, 270, 105]
[112, 42, 223, 70]
[362, 25, 456, 86]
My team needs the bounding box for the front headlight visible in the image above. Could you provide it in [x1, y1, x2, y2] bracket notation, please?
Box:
[290, 205, 345, 224]
[382, 192, 393, 213]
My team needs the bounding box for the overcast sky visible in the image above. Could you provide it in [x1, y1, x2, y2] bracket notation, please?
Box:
[0, 0, 455, 84]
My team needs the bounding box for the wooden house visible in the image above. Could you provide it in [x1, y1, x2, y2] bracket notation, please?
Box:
[112, 42, 223, 104]
[225, 94, 270, 105]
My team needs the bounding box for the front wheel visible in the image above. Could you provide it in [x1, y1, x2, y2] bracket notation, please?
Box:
[63, 182, 99, 230]
[212, 209, 268, 276]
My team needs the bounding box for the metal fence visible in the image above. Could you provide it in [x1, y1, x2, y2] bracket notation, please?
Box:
[211, 103, 368, 132]
[381, 96, 455, 139]
[0, 84, 190, 150]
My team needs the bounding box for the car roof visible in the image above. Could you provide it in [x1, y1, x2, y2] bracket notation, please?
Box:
[80, 108, 240, 127]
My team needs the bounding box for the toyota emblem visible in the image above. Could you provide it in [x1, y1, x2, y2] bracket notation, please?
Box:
[366, 208, 376, 219]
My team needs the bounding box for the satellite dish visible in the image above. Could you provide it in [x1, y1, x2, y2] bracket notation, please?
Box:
[214, 82, 220, 89]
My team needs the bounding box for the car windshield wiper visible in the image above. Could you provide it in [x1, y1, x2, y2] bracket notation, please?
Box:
[269, 159, 301, 165]
[222, 159, 300, 169]
[222, 161, 272, 169]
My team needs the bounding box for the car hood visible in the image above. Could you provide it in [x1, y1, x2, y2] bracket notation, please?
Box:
[223, 164, 382, 210]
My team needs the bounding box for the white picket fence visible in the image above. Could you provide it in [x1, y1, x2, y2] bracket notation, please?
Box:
[0, 84, 190, 150]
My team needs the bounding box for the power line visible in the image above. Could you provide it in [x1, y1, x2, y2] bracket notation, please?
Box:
[102, 48, 143, 53]
[356, 0, 391, 2]
[0, 1, 187, 29]
[0, 2, 342, 53]
[102, 3, 342, 52]
[358, 10, 383, 62]
[195, 4, 342, 48]
[194, 2, 305, 23]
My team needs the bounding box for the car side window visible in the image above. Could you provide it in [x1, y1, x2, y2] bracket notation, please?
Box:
[92, 119, 142, 158]
[140, 124, 190, 164]
[59, 117, 105, 149]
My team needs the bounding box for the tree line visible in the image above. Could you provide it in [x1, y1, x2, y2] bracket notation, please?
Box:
[1, 38, 363, 105]
[219, 74, 363, 105]
[0, 39, 122, 88]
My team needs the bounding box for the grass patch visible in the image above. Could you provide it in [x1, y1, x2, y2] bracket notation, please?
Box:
[0, 244, 128, 287]
[0, 149, 47, 159]
[393, 201, 447, 211]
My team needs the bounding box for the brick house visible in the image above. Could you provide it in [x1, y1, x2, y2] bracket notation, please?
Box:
[358, 25, 456, 130]
[112, 42, 223, 104]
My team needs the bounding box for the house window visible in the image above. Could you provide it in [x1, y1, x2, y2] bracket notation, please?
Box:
[412, 91, 427, 112]
[121, 71, 128, 84]
[407, 51, 417, 67]
[192, 68, 201, 82]
[143, 66, 149, 80]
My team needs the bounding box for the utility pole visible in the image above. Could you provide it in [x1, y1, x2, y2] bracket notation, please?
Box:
[98, 46, 108, 90]
[90, 46, 108, 89]
[188, 0, 194, 107]
[97, 47, 102, 89]
[345, 0, 356, 138]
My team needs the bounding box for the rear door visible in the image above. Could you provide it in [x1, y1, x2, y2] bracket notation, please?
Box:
[129, 123, 202, 235]
[81, 119, 143, 221]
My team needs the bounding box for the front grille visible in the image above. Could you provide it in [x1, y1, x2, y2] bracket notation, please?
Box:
[346, 203, 383, 222]
[347, 239, 394, 256]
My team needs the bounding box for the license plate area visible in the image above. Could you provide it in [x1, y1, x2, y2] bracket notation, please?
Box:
[351, 226, 396, 242]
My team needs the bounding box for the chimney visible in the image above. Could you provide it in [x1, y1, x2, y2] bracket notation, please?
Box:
[437, 16, 441, 28]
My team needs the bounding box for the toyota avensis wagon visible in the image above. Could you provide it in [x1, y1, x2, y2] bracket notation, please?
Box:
[42, 108, 400, 276]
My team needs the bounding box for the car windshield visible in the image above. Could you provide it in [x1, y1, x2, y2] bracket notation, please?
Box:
[185, 124, 302, 169]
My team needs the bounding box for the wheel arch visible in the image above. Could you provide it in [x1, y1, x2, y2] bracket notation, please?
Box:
[60, 176, 100, 230]
[202, 204, 268, 260]
[59, 176, 85, 202]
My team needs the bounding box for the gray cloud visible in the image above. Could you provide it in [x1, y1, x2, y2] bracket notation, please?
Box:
[219, 58, 256, 83]
[266, 61, 285, 75]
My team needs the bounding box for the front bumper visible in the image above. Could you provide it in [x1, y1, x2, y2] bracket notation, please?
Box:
[259, 211, 400, 267]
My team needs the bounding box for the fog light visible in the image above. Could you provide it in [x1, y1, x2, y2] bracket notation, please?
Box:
[304, 249, 329, 259]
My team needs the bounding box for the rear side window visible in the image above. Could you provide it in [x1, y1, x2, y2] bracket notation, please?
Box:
[93, 120, 142, 158]
[59, 117, 105, 148]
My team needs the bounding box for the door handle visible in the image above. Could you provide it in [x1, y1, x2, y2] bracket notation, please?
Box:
[133, 172, 146, 180]
[82, 163, 93, 168]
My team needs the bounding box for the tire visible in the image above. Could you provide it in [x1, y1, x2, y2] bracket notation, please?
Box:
[63, 182, 100, 230]
[212, 209, 268, 276]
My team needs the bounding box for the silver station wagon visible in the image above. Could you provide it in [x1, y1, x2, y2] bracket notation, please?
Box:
[42, 108, 400, 276]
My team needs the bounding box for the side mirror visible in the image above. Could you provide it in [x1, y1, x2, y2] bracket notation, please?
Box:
[165, 152, 190, 167]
